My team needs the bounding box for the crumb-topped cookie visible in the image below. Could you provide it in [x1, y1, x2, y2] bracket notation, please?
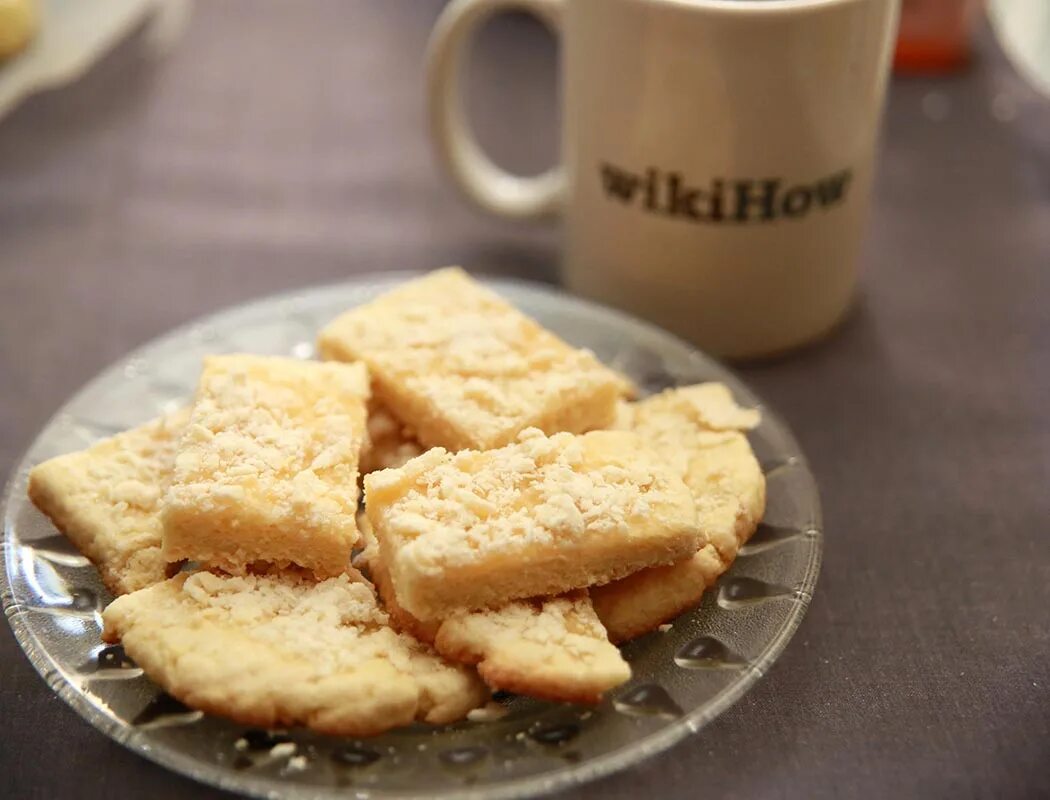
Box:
[28, 410, 188, 596]
[364, 427, 701, 619]
[317, 268, 623, 451]
[590, 384, 765, 642]
[102, 571, 487, 736]
[591, 543, 726, 643]
[355, 514, 629, 703]
[162, 355, 369, 578]
[629, 383, 764, 561]
[436, 593, 630, 704]
[352, 514, 630, 701]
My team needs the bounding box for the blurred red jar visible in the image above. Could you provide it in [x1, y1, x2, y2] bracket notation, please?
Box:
[895, 0, 983, 73]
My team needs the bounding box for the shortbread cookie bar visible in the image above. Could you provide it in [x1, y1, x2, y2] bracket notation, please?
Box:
[28, 410, 189, 596]
[162, 355, 369, 577]
[353, 512, 439, 643]
[436, 593, 630, 704]
[590, 384, 765, 642]
[364, 427, 701, 619]
[648, 382, 761, 434]
[102, 571, 487, 735]
[591, 543, 725, 643]
[360, 401, 423, 475]
[629, 384, 763, 562]
[355, 515, 629, 703]
[317, 267, 623, 451]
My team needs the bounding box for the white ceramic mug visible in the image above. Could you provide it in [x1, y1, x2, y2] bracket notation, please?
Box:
[427, 0, 900, 358]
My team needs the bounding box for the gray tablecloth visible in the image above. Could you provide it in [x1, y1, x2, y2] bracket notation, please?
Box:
[1, 2, 1047, 798]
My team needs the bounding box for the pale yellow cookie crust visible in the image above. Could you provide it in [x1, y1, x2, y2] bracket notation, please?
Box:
[102, 571, 487, 736]
[357, 515, 629, 704]
[435, 593, 630, 705]
[593, 543, 725, 644]
[591, 384, 766, 642]
[630, 384, 764, 562]
[162, 355, 369, 578]
[27, 410, 188, 596]
[317, 267, 623, 451]
[354, 512, 441, 644]
[365, 428, 701, 620]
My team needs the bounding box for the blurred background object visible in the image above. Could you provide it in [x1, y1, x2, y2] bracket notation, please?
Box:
[895, 0, 1050, 94]
[894, 0, 982, 73]
[989, 0, 1050, 95]
[0, 0, 187, 121]
[0, 0, 37, 62]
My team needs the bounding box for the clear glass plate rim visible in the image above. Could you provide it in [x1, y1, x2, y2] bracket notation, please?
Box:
[0, 271, 823, 800]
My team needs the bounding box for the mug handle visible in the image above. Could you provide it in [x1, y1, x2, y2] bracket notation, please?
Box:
[427, 0, 564, 220]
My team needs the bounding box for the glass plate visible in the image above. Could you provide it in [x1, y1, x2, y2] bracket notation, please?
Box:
[0, 274, 822, 799]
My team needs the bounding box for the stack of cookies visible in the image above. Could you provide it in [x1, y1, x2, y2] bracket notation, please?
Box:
[28, 268, 765, 736]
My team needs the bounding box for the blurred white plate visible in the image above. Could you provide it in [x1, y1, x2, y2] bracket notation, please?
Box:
[990, 0, 1050, 98]
[0, 0, 188, 121]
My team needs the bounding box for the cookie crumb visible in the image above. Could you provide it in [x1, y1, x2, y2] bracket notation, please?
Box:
[658, 623, 673, 633]
[286, 755, 308, 771]
[467, 702, 509, 723]
[234, 737, 249, 752]
[270, 742, 297, 759]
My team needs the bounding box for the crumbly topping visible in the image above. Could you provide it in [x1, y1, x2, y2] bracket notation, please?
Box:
[318, 268, 621, 448]
[167, 355, 369, 531]
[269, 742, 297, 759]
[103, 569, 488, 732]
[630, 383, 759, 479]
[686, 434, 762, 503]
[639, 383, 760, 434]
[436, 592, 632, 698]
[466, 702, 508, 722]
[175, 571, 448, 677]
[447, 594, 613, 664]
[366, 428, 678, 570]
[28, 409, 189, 594]
[627, 384, 765, 562]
